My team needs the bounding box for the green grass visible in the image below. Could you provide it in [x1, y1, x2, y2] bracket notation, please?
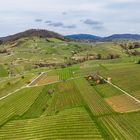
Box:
[93, 84, 123, 98]
[57, 68, 73, 80]
[77, 42, 126, 58]
[75, 57, 140, 100]
[57, 65, 79, 80]
[0, 73, 35, 98]
[0, 65, 8, 77]
[100, 63, 140, 100]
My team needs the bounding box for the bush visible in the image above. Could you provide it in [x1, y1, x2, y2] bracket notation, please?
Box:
[7, 82, 11, 86]
[21, 76, 25, 79]
[137, 60, 140, 64]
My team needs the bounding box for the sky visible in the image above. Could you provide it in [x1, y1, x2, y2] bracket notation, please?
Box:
[0, 0, 140, 37]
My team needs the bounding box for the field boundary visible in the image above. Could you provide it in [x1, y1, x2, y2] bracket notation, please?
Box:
[0, 71, 51, 101]
[98, 75, 140, 103]
[26, 72, 46, 87]
[0, 86, 25, 101]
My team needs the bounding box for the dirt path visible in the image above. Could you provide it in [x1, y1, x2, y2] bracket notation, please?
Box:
[98, 75, 140, 103]
[0, 86, 25, 101]
[0, 71, 51, 101]
[26, 72, 46, 87]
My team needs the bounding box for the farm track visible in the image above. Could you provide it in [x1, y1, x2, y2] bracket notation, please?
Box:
[0, 71, 51, 101]
[1, 71, 140, 110]
[98, 75, 140, 104]
[0, 86, 25, 101]
[27, 70, 52, 87]
[0, 73, 83, 101]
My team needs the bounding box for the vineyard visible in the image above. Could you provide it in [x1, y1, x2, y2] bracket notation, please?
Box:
[0, 86, 44, 126]
[30, 73, 59, 86]
[45, 80, 84, 115]
[98, 112, 140, 140]
[93, 84, 123, 98]
[74, 78, 114, 116]
[105, 94, 140, 113]
[0, 107, 104, 140]
[0, 38, 140, 139]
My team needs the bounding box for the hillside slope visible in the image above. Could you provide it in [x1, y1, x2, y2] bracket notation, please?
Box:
[0, 29, 65, 43]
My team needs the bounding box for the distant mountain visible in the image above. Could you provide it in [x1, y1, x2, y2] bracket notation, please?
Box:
[0, 29, 65, 43]
[65, 34, 102, 40]
[65, 34, 140, 41]
[104, 34, 140, 40]
[1, 30, 140, 43]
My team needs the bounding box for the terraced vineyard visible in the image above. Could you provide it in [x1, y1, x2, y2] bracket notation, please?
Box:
[0, 86, 44, 126]
[21, 85, 53, 119]
[0, 107, 104, 140]
[74, 78, 114, 116]
[93, 84, 123, 98]
[0, 35, 140, 139]
[46, 80, 84, 115]
[98, 112, 140, 140]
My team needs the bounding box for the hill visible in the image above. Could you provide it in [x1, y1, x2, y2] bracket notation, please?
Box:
[0, 29, 65, 43]
[65, 34, 102, 40]
[0, 29, 140, 139]
[105, 34, 140, 40]
[65, 34, 140, 41]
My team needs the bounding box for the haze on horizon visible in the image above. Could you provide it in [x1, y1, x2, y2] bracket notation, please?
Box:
[0, 0, 140, 37]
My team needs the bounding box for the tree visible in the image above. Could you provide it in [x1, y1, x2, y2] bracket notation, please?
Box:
[21, 76, 25, 79]
[0, 40, 3, 45]
[137, 60, 140, 64]
[7, 82, 11, 86]
[48, 89, 54, 95]
[96, 54, 102, 59]
[64, 56, 68, 63]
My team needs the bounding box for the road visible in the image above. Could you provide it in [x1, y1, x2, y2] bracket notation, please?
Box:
[0, 71, 51, 101]
[1, 72, 140, 104]
[98, 75, 140, 103]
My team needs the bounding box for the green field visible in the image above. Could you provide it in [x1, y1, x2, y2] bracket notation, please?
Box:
[0, 107, 104, 140]
[98, 112, 140, 140]
[0, 65, 8, 77]
[0, 37, 140, 139]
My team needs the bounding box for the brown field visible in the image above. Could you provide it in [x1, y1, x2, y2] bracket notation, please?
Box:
[105, 94, 140, 113]
[35, 75, 59, 85]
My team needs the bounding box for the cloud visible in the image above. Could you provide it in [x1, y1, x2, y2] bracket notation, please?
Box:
[35, 19, 43, 22]
[62, 12, 67, 15]
[0, 0, 140, 36]
[45, 20, 52, 24]
[47, 22, 64, 27]
[45, 21, 76, 29]
[83, 19, 102, 25]
[83, 19, 104, 29]
[106, 1, 140, 10]
[63, 25, 76, 29]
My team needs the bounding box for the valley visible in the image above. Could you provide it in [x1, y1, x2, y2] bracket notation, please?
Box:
[0, 30, 140, 139]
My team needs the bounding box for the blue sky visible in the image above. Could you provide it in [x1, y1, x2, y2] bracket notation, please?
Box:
[0, 0, 139, 36]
